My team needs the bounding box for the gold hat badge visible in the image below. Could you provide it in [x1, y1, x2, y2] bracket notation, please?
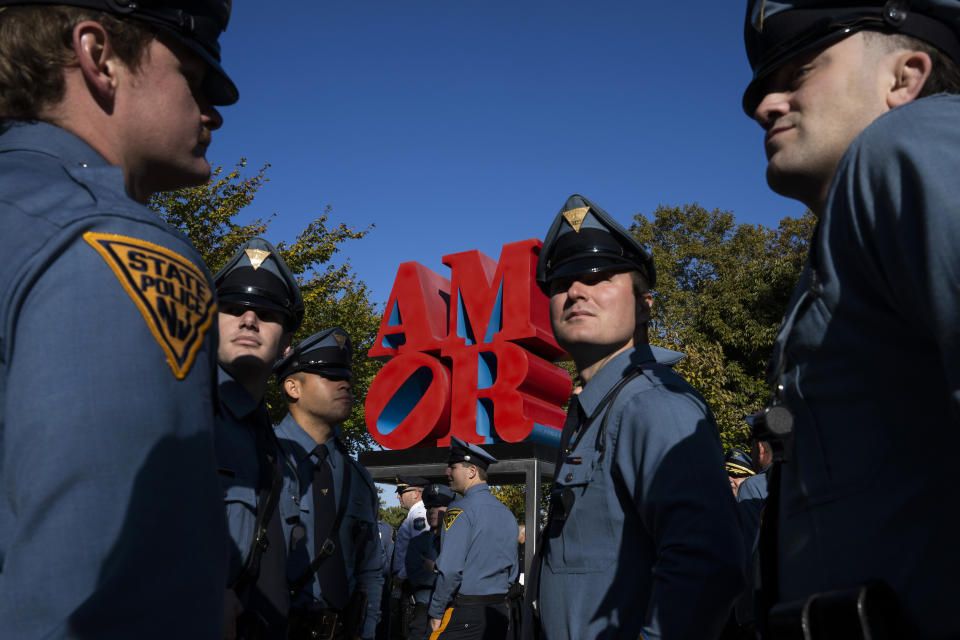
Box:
[245, 249, 271, 270]
[562, 206, 590, 233]
[334, 332, 348, 349]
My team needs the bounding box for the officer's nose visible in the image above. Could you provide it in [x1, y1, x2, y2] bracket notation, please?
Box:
[203, 102, 223, 131]
[753, 90, 790, 129]
[565, 279, 589, 300]
[238, 309, 259, 329]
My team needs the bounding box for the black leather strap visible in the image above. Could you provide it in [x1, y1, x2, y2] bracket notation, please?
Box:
[233, 421, 283, 597]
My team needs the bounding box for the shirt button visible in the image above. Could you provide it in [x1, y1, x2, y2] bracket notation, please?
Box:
[565, 473, 574, 482]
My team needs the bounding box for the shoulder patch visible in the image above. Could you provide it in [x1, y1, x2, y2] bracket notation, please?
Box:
[84, 232, 215, 379]
[443, 508, 464, 531]
[413, 517, 426, 531]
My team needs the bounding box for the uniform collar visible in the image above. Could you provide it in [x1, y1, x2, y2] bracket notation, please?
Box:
[463, 483, 489, 497]
[576, 344, 656, 418]
[275, 411, 340, 468]
[217, 364, 262, 421]
[0, 120, 113, 170]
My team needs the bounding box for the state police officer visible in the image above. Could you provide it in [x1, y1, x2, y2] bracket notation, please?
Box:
[429, 438, 518, 640]
[741, 2, 960, 636]
[275, 328, 383, 640]
[392, 474, 429, 636]
[528, 194, 744, 639]
[214, 238, 303, 639]
[726, 447, 756, 497]
[405, 483, 455, 640]
[0, 2, 234, 636]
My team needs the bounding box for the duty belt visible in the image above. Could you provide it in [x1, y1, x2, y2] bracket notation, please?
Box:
[288, 608, 340, 640]
[454, 593, 507, 606]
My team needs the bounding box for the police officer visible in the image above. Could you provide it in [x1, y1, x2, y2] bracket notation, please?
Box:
[742, 2, 960, 635]
[428, 438, 518, 639]
[274, 328, 383, 640]
[0, 2, 234, 636]
[529, 194, 744, 639]
[392, 475, 428, 636]
[393, 475, 429, 584]
[726, 448, 756, 496]
[214, 237, 303, 639]
[405, 484, 455, 640]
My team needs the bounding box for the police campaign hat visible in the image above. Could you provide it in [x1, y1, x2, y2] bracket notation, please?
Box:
[448, 436, 498, 470]
[0, 0, 238, 105]
[743, 0, 960, 114]
[394, 475, 429, 494]
[214, 237, 304, 331]
[725, 448, 756, 478]
[274, 327, 352, 381]
[536, 194, 656, 295]
[422, 483, 455, 508]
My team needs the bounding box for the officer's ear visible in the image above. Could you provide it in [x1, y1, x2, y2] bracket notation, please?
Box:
[283, 375, 301, 401]
[886, 49, 932, 109]
[72, 21, 121, 103]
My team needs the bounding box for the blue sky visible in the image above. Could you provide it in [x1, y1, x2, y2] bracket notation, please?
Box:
[207, 1, 808, 308]
[208, 2, 807, 508]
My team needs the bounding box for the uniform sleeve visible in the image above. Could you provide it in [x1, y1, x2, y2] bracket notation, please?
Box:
[0, 223, 226, 637]
[393, 502, 425, 579]
[405, 532, 436, 587]
[835, 102, 960, 414]
[428, 507, 470, 619]
[392, 516, 412, 579]
[613, 384, 745, 640]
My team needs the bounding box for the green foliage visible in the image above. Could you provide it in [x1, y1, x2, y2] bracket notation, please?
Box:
[150, 160, 382, 453]
[491, 483, 550, 525]
[378, 506, 407, 530]
[630, 204, 816, 449]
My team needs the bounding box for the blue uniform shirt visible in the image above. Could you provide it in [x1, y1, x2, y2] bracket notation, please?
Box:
[275, 413, 383, 638]
[406, 530, 440, 604]
[213, 364, 275, 584]
[768, 93, 960, 637]
[736, 467, 768, 555]
[538, 344, 744, 640]
[378, 521, 394, 579]
[0, 121, 226, 637]
[428, 483, 518, 619]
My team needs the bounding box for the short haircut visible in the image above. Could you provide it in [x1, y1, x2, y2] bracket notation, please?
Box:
[0, 6, 155, 120]
[864, 30, 960, 96]
[458, 461, 487, 482]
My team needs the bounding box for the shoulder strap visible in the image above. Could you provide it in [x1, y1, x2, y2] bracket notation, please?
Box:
[232, 420, 283, 596]
[289, 452, 352, 597]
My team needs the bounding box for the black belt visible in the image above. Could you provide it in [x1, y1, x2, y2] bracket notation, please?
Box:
[454, 593, 507, 606]
[288, 608, 340, 640]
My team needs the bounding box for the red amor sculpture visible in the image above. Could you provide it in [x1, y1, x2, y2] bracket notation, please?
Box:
[365, 239, 571, 448]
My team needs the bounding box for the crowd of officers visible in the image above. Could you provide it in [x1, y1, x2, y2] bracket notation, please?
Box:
[3, 0, 960, 638]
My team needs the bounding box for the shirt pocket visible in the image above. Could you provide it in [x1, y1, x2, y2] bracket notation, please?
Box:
[221, 481, 258, 569]
[547, 447, 617, 573]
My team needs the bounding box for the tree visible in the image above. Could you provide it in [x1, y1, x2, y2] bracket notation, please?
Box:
[378, 506, 407, 530]
[630, 204, 816, 448]
[150, 160, 382, 452]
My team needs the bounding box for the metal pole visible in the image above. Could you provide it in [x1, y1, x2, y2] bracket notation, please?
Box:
[524, 457, 541, 580]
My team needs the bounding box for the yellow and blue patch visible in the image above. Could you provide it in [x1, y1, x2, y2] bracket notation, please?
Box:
[443, 507, 464, 531]
[84, 232, 215, 379]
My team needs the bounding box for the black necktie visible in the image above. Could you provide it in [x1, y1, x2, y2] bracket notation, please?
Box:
[312, 444, 350, 610]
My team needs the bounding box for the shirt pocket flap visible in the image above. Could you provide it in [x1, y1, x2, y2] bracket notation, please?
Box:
[554, 448, 602, 488]
[223, 484, 257, 508]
